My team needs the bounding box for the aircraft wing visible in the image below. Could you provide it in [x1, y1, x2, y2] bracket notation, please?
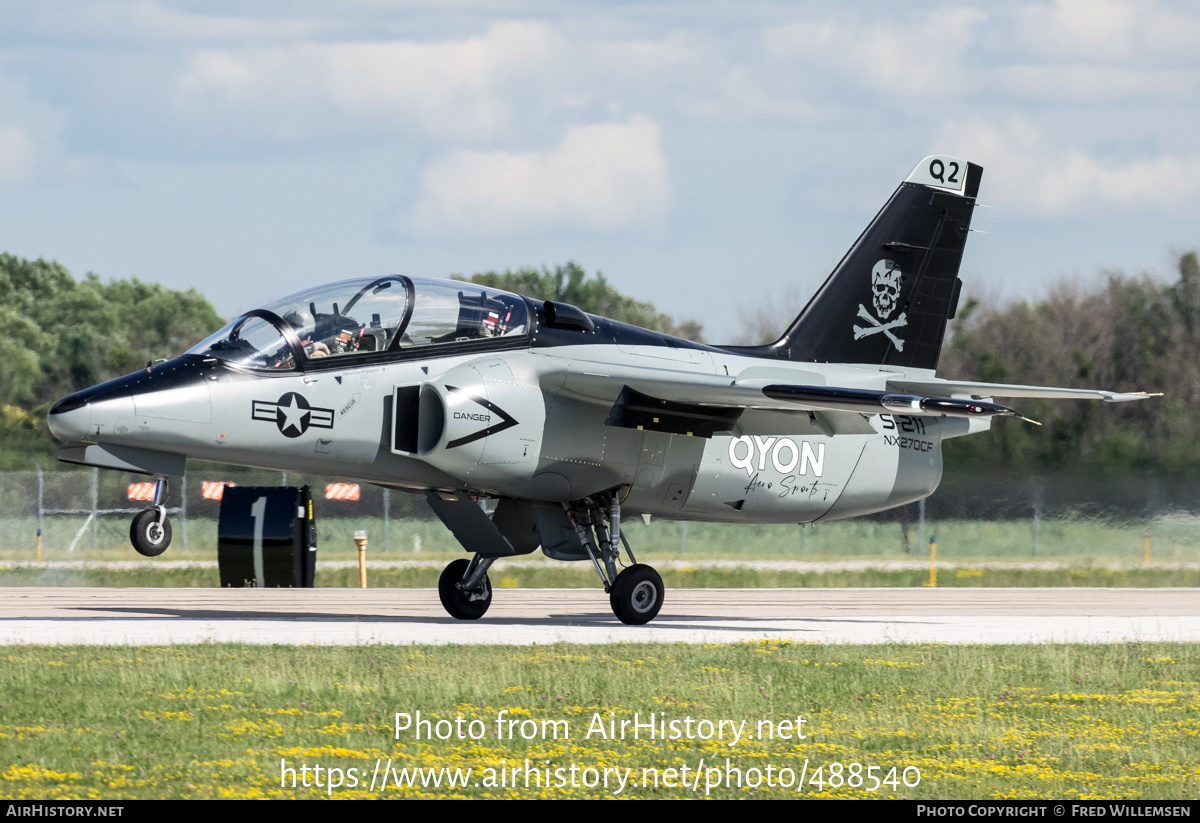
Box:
[549, 363, 1031, 437]
[550, 362, 1157, 439]
[885, 378, 1156, 403]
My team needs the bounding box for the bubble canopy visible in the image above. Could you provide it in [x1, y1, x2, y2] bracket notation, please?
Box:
[186, 276, 530, 370]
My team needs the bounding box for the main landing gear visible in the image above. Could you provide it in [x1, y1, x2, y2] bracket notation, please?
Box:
[568, 494, 664, 625]
[437, 555, 494, 620]
[434, 492, 664, 625]
[129, 476, 172, 557]
[609, 563, 664, 625]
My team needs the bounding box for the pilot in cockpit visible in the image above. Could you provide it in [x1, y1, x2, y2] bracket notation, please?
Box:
[282, 308, 315, 339]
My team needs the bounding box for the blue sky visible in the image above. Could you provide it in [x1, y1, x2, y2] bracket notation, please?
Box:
[3, 1, 1199, 342]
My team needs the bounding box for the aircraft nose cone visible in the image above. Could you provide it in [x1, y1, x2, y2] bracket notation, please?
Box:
[47, 395, 92, 442]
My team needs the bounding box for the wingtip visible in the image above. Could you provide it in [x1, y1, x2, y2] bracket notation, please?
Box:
[1105, 391, 1163, 402]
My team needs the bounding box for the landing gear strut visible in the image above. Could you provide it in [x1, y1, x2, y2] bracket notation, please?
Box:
[130, 477, 172, 557]
[568, 494, 664, 625]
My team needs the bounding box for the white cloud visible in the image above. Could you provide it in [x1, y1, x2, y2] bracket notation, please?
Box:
[938, 117, 1200, 213]
[177, 21, 560, 142]
[1013, 0, 1140, 60]
[1008, 0, 1200, 64]
[755, 3, 1200, 113]
[0, 126, 38, 185]
[36, 0, 323, 43]
[7, 2, 1200, 162]
[762, 8, 988, 98]
[405, 117, 671, 238]
[674, 62, 834, 125]
[991, 65, 1198, 104]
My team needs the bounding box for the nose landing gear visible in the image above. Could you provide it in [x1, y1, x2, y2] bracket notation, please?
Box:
[129, 477, 172, 557]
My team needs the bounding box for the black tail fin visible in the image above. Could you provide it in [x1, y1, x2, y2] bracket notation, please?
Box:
[732, 155, 982, 371]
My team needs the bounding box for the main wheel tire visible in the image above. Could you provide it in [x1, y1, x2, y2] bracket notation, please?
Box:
[130, 509, 172, 557]
[438, 558, 492, 620]
[609, 564, 664, 625]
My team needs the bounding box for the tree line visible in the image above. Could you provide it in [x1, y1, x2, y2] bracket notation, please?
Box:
[0, 254, 224, 469]
[936, 254, 1196, 476]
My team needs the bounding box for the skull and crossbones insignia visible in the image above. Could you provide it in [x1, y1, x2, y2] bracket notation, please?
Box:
[853, 258, 906, 351]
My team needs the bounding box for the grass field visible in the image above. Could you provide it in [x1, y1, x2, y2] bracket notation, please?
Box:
[1, 642, 1196, 799]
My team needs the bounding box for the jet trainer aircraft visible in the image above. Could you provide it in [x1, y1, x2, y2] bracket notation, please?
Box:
[47, 155, 1155, 624]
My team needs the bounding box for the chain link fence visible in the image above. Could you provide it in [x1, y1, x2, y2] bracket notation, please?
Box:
[2, 466, 437, 556]
[2, 465, 1198, 559]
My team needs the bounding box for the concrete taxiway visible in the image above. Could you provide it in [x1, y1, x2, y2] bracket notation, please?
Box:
[1, 587, 1197, 645]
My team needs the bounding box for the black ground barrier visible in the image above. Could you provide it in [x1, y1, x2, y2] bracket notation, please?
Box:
[217, 486, 317, 587]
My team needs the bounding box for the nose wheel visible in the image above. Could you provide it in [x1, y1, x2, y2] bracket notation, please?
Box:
[130, 508, 172, 557]
[129, 476, 172, 557]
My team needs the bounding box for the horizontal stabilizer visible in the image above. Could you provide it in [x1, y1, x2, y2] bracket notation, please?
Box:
[762, 384, 1023, 420]
[886, 378, 1159, 403]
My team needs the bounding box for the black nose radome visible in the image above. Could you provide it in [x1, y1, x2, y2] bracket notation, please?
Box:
[47, 394, 92, 442]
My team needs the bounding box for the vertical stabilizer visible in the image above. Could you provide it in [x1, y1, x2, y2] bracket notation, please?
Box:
[735, 155, 982, 371]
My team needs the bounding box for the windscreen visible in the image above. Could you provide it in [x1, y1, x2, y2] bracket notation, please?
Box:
[185, 315, 295, 370]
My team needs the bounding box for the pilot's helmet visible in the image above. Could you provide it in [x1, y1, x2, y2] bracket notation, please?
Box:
[282, 308, 315, 335]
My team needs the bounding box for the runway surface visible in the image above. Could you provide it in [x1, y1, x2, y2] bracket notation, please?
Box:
[1, 587, 1198, 645]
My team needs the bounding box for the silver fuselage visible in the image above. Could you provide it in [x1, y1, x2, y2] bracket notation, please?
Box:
[48, 341, 983, 525]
